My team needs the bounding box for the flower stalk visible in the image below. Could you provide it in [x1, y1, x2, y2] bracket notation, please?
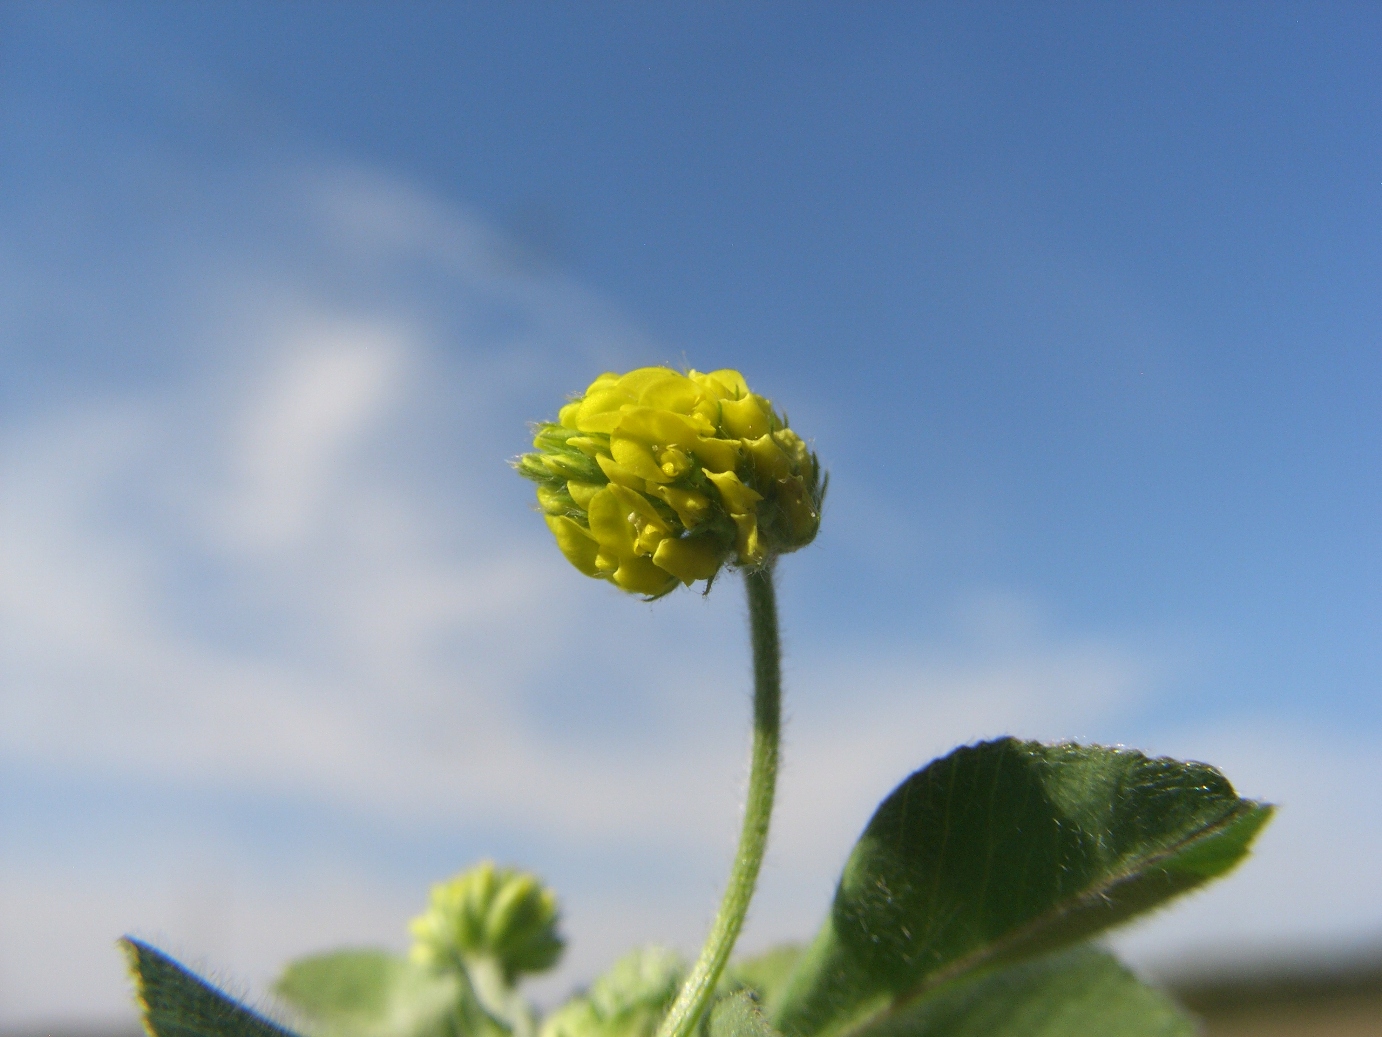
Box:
[655, 563, 782, 1037]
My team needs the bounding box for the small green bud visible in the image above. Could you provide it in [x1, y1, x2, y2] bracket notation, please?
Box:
[539, 948, 685, 1037]
[409, 862, 564, 984]
[515, 367, 825, 599]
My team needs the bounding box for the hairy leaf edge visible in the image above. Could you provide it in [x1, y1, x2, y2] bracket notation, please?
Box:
[828, 799, 1273, 1037]
[121, 937, 303, 1037]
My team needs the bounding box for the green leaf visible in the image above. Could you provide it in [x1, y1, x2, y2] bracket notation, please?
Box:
[121, 937, 303, 1037]
[864, 946, 1195, 1037]
[770, 738, 1272, 1037]
[709, 993, 783, 1037]
[273, 950, 467, 1037]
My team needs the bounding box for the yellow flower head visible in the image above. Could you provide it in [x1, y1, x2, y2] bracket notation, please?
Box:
[409, 861, 564, 983]
[516, 367, 824, 597]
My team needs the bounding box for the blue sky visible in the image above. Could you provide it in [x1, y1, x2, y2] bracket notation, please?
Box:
[2, 3, 1379, 1027]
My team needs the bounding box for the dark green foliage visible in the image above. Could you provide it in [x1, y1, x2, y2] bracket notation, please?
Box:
[770, 738, 1271, 1037]
[709, 948, 1194, 1037]
[121, 938, 303, 1037]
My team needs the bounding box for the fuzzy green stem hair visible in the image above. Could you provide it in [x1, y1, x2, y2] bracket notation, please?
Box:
[656, 565, 782, 1037]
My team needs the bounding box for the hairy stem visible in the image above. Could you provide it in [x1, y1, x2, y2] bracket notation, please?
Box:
[657, 565, 782, 1037]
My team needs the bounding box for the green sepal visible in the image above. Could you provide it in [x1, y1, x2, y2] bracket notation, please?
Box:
[770, 738, 1272, 1037]
[121, 937, 302, 1037]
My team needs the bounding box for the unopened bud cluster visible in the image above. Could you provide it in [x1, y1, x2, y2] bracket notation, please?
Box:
[516, 367, 824, 597]
[539, 947, 684, 1037]
[409, 862, 563, 983]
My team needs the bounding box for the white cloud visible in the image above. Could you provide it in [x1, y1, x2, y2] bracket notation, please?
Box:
[217, 325, 407, 552]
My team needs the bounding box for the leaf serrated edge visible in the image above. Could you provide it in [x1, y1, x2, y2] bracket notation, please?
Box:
[120, 936, 302, 1037]
[120, 938, 160, 1037]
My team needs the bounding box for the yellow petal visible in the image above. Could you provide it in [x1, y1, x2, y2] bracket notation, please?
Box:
[558, 401, 582, 429]
[732, 512, 763, 564]
[614, 367, 679, 397]
[638, 373, 703, 413]
[585, 372, 621, 393]
[544, 516, 600, 576]
[688, 400, 719, 434]
[712, 369, 750, 396]
[596, 452, 648, 491]
[586, 487, 637, 558]
[653, 536, 726, 585]
[615, 407, 701, 449]
[745, 433, 791, 481]
[611, 554, 678, 596]
[705, 469, 764, 516]
[649, 485, 712, 528]
[598, 482, 670, 558]
[565, 435, 607, 457]
[635, 524, 668, 556]
[566, 481, 602, 509]
[535, 485, 569, 515]
[576, 390, 635, 433]
[656, 446, 692, 479]
[610, 433, 666, 482]
[607, 483, 670, 535]
[690, 436, 741, 473]
[720, 395, 771, 439]
[690, 369, 750, 400]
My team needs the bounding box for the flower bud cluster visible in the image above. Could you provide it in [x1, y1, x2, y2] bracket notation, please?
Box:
[409, 861, 563, 983]
[539, 947, 684, 1037]
[516, 367, 824, 597]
